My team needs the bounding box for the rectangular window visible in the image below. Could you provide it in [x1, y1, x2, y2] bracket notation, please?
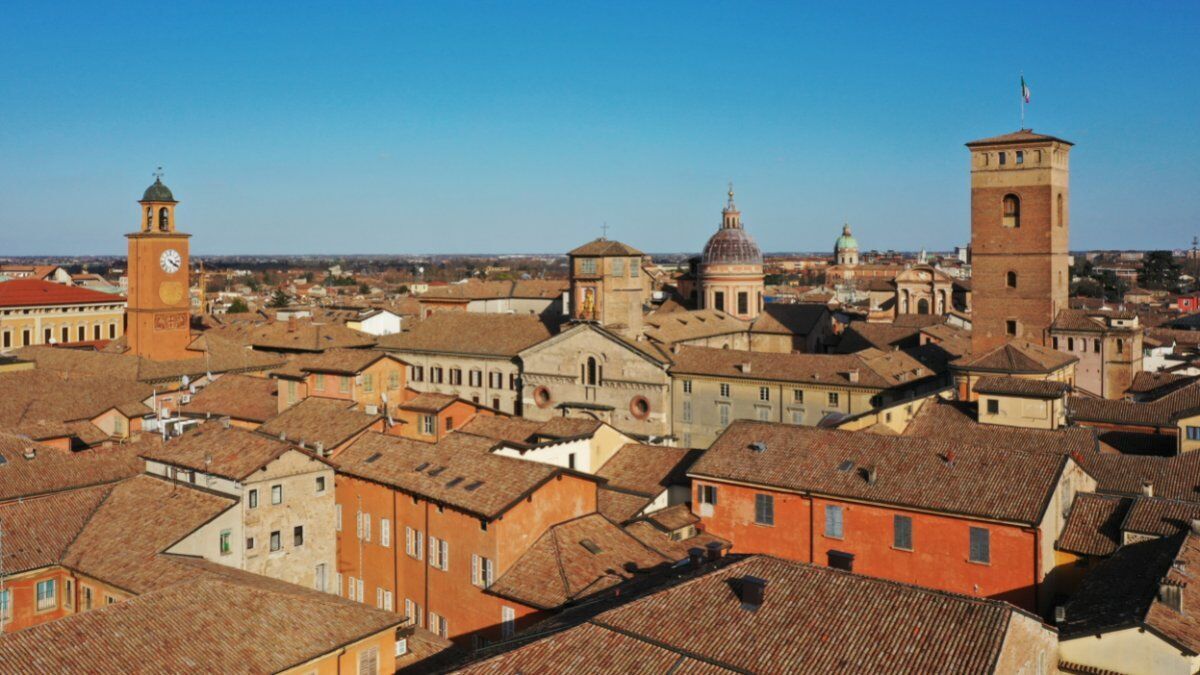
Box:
[469, 370, 482, 387]
[348, 576, 357, 600]
[381, 519, 391, 547]
[358, 646, 379, 675]
[719, 383, 730, 398]
[286, 380, 297, 404]
[384, 590, 393, 611]
[754, 494, 775, 526]
[1189, 427, 1200, 441]
[755, 406, 770, 421]
[489, 372, 503, 389]
[271, 484, 282, 505]
[718, 404, 730, 427]
[509, 373, 519, 391]
[363, 373, 374, 392]
[827, 392, 839, 407]
[0, 589, 10, 621]
[1094, 339, 1101, 353]
[246, 536, 256, 550]
[631, 259, 639, 277]
[220, 529, 232, 555]
[682, 379, 692, 394]
[472, 554, 496, 588]
[1005, 320, 1017, 336]
[411, 365, 424, 382]
[699, 484, 718, 506]
[793, 389, 804, 403]
[270, 531, 282, 552]
[36, 579, 57, 611]
[432, 367, 443, 384]
[357, 578, 364, 602]
[315, 373, 325, 390]
[294, 525, 304, 547]
[389, 371, 400, 389]
[737, 292, 749, 315]
[893, 515, 913, 550]
[501, 606, 516, 638]
[824, 505, 844, 539]
[714, 291, 725, 312]
[315, 476, 326, 493]
[420, 415, 435, 435]
[568, 452, 576, 469]
[581, 258, 597, 274]
[335, 503, 342, 531]
[791, 410, 804, 424]
[449, 369, 461, 385]
[969, 527, 990, 564]
[1016, 150, 1024, 164]
[999, 152, 1006, 165]
[759, 386, 770, 401]
[340, 376, 351, 393]
[315, 563, 327, 592]
[405, 599, 423, 627]
[612, 258, 624, 276]
[65, 579, 74, 609]
[406, 527, 425, 560]
[986, 399, 999, 415]
[363, 513, 372, 542]
[248, 488, 258, 508]
[83, 586, 92, 610]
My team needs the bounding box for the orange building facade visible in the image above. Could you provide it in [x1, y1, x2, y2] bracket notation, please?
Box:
[125, 177, 193, 361]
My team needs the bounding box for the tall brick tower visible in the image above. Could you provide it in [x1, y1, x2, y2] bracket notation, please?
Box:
[966, 130, 1073, 355]
[126, 173, 193, 360]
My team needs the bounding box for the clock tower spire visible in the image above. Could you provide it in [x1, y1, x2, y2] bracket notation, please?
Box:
[126, 170, 193, 361]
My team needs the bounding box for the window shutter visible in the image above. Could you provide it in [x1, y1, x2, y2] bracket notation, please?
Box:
[359, 646, 379, 675]
[441, 539, 449, 571]
[472, 554, 480, 586]
[405, 526, 413, 554]
[364, 514, 371, 542]
[356, 511, 363, 539]
[486, 560, 494, 587]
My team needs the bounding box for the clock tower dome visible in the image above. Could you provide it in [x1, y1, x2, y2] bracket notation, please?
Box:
[125, 172, 192, 361]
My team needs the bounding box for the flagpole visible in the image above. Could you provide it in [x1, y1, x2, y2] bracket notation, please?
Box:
[1020, 72, 1025, 128]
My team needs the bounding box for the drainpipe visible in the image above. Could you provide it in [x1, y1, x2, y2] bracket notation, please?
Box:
[423, 499, 430, 627]
[392, 492, 398, 613]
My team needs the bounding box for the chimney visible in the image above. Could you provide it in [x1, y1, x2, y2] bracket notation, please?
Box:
[739, 576, 767, 612]
[22, 447, 36, 460]
[315, 441, 325, 457]
[287, 315, 298, 333]
[705, 541, 724, 562]
[944, 450, 956, 467]
[1054, 605, 1067, 624]
[866, 466, 878, 486]
[688, 547, 704, 568]
[738, 362, 752, 374]
[848, 369, 860, 383]
[1160, 581, 1184, 613]
[1142, 480, 1154, 498]
[1192, 519, 1200, 536]
[220, 416, 231, 430]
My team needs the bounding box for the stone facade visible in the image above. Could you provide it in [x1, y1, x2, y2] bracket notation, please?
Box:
[400, 352, 522, 414]
[520, 323, 671, 441]
[568, 240, 649, 336]
[0, 300, 125, 352]
[968, 131, 1073, 354]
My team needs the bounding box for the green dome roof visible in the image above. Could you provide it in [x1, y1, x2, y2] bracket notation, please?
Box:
[141, 177, 176, 203]
[834, 224, 858, 251]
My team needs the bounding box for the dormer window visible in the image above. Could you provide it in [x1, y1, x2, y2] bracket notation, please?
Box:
[1002, 195, 1020, 228]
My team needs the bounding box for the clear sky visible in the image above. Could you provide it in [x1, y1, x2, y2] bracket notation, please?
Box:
[1, 1, 1197, 256]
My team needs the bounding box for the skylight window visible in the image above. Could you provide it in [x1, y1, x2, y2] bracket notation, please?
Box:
[446, 477, 463, 488]
[465, 481, 484, 491]
[580, 539, 603, 555]
[836, 460, 854, 473]
[365, 453, 382, 464]
[415, 462, 430, 471]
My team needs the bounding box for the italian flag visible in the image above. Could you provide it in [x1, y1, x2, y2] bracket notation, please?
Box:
[1021, 76, 1031, 103]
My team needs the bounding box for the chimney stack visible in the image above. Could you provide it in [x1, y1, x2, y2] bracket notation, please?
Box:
[22, 447, 36, 460]
[1142, 480, 1154, 498]
[688, 547, 704, 568]
[705, 541, 724, 562]
[1160, 581, 1184, 613]
[848, 369, 860, 383]
[740, 576, 767, 612]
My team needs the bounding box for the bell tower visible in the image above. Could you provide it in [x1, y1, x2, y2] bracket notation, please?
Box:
[966, 130, 1072, 355]
[126, 171, 192, 361]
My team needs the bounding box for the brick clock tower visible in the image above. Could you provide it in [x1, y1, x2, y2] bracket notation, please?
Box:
[966, 130, 1073, 355]
[126, 175, 192, 361]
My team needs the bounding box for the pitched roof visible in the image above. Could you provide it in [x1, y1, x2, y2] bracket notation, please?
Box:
[378, 312, 555, 357]
[0, 432, 145, 501]
[1084, 452, 1200, 503]
[419, 279, 567, 302]
[954, 340, 1077, 374]
[0, 278, 126, 308]
[399, 392, 459, 413]
[1128, 372, 1199, 398]
[0, 369, 153, 440]
[623, 505, 729, 561]
[0, 483, 113, 574]
[458, 415, 609, 449]
[748, 303, 829, 336]
[333, 431, 582, 519]
[1060, 532, 1200, 653]
[487, 514, 670, 609]
[903, 399, 1099, 458]
[1069, 382, 1200, 427]
[974, 376, 1071, 399]
[1056, 493, 1130, 556]
[140, 423, 317, 481]
[0, 561, 402, 674]
[272, 348, 396, 378]
[568, 238, 643, 256]
[642, 309, 748, 346]
[833, 321, 922, 353]
[965, 128, 1073, 147]
[595, 444, 700, 522]
[258, 396, 381, 451]
[248, 321, 376, 352]
[669, 345, 934, 389]
[1051, 308, 1111, 333]
[179, 374, 278, 423]
[691, 420, 1070, 525]
[462, 555, 1044, 674]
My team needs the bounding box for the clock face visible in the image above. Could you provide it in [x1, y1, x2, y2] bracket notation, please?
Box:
[160, 249, 182, 274]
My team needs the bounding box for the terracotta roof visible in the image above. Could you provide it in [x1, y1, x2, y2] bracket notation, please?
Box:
[974, 376, 1071, 399]
[1069, 382, 1200, 427]
[622, 505, 729, 561]
[1122, 496, 1200, 537]
[462, 555, 1043, 674]
[595, 444, 699, 506]
[399, 392, 459, 413]
[60, 474, 237, 594]
[1128, 372, 1199, 398]
[596, 489, 655, 525]
[0, 432, 146, 501]
[669, 346, 934, 389]
[488, 514, 670, 609]
[0, 560, 402, 674]
[179, 374, 278, 423]
[378, 312, 555, 358]
[747, 303, 828, 336]
[568, 238, 644, 257]
[141, 423, 320, 480]
[0, 278, 126, 308]
[272, 348, 397, 377]
[258, 396, 382, 451]
[0, 483, 113, 574]
[419, 279, 567, 302]
[1056, 493, 1130, 556]
[903, 399, 1099, 458]
[535, 416, 603, 440]
[458, 416, 546, 445]
[1051, 309, 1110, 333]
[249, 321, 376, 352]
[954, 340, 1077, 374]
[0, 369, 153, 440]
[333, 432, 584, 519]
[1060, 532, 1200, 653]
[965, 128, 1073, 147]
[833, 322, 922, 353]
[1085, 452, 1200, 503]
[643, 309, 748, 347]
[691, 420, 1070, 525]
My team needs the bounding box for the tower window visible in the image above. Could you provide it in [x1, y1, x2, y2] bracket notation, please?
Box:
[1006, 271, 1017, 288]
[583, 356, 599, 386]
[1002, 195, 1020, 228]
[158, 207, 170, 231]
[1057, 193, 1064, 227]
[1015, 150, 1024, 164]
[1005, 320, 1018, 337]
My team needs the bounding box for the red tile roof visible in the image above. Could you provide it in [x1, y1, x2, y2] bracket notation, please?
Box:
[0, 432, 146, 501]
[142, 423, 326, 481]
[0, 278, 125, 308]
[974, 376, 1071, 399]
[965, 128, 1073, 147]
[1056, 493, 1130, 557]
[258, 396, 382, 451]
[179, 373, 279, 423]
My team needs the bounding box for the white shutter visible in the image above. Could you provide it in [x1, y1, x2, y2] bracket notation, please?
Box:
[364, 513, 371, 542]
[429, 535, 437, 566]
[381, 519, 390, 547]
[441, 539, 449, 571]
[356, 511, 363, 539]
[405, 526, 413, 555]
[348, 576, 356, 600]
[486, 559, 494, 587]
[376, 587, 383, 608]
[357, 578, 364, 601]
[472, 554, 480, 586]
[385, 591, 393, 611]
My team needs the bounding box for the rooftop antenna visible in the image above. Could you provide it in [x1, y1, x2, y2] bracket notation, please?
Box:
[601, 222, 609, 240]
[0, 519, 6, 633]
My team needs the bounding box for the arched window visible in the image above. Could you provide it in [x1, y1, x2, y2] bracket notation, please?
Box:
[917, 298, 930, 315]
[1002, 195, 1020, 228]
[583, 356, 599, 386]
[1006, 271, 1018, 288]
[1057, 193, 1064, 227]
[158, 207, 170, 231]
[145, 207, 153, 231]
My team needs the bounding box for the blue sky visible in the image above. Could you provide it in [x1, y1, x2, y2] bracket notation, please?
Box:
[1, 1, 1197, 256]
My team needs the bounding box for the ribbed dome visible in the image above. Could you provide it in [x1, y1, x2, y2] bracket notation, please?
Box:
[835, 224, 858, 251]
[141, 177, 176, 203]
[702, 227, 763, 266]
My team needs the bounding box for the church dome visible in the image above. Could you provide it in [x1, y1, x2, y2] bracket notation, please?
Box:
[702, 227, 763, 266]
[141, 177, 176, 203]
[834, 224, 858, 251]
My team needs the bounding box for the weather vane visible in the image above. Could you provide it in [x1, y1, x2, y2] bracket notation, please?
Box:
[153, 166, 164, 181]
[601, 222, 609, 239]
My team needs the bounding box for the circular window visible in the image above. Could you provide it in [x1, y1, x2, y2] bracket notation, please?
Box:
[534, 386, 552, 409]
[630, 396, 651, 420]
